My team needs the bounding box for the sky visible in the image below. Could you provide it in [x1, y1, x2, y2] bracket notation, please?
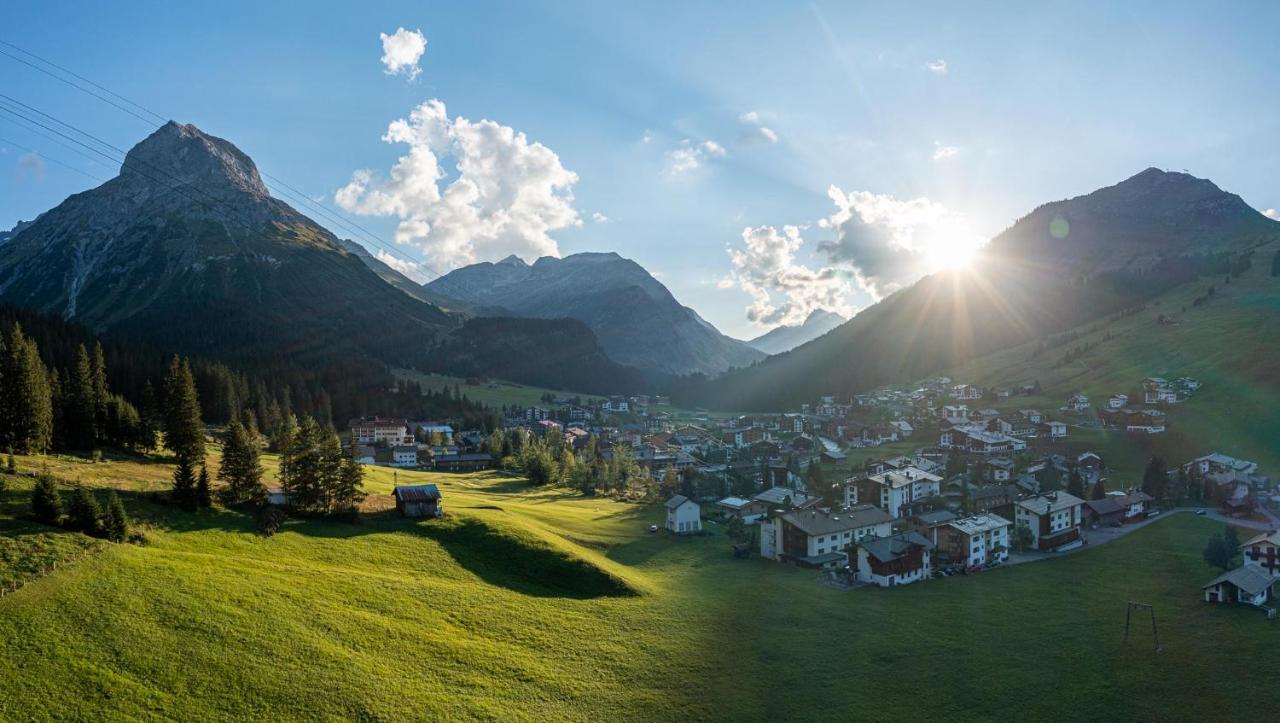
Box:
[2, 1, 1278, 339]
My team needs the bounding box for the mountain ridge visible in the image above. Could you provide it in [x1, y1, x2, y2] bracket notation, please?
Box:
[747, 309, 847, 355]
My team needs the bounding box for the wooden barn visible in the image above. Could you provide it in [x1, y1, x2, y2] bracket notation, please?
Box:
[393, 484, 443, 518]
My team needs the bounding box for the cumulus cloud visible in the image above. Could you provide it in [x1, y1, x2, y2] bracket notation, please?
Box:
[15, 152, 46, 183]
[374, 249, 429, 282]
[926, 59, 948, 74]
[665, 139, 726, 176]
[380, 28, 428, 80]
[591, 212, 610, 224]
[336, 98, 580, 270]
[738, 110, 779, 144]
[721, 224, 854, 327]
[817, 187, 978, 299]
[932, 142, 960, 161]
[1264, 208, 1279, 220]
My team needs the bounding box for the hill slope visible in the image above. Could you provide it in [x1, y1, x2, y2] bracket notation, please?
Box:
[425, 252, 765, 376]
[747, 309, 847, 355]
[678, 169, 1280, 411]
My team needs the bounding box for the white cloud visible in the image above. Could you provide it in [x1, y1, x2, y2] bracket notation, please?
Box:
[380, 28, 428, 80]
[927, 59, 948, 74]
[1264, 208, 1279, 220]
[817, 187, 983, 299]
[592, 212, 610, 224]
[738, 110, 779, 144]
[664, 139, 726, 176]
[337, 98, 580, 270]
[932, 142, 960, 161]
[641, 131, 654, 144]
[374, 249, 429, 282]
[721, 224, 855, 327]
[15, 152, 45, 183]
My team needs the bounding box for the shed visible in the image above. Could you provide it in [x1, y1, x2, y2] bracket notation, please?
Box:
[394, 484, 443, 518]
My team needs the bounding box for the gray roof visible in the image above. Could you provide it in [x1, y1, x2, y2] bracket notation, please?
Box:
[781, 505, 891, 537]
[393, 484, 440, 501]
[915, 510, 957, 526]
[1203, 565, 1275, 596]
[860, 531, 934, 563]
[753, 486, 816, 507]
[665, 494, 692, 510]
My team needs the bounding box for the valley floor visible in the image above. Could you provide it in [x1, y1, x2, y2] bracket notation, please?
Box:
[1, 455, 1278, 721]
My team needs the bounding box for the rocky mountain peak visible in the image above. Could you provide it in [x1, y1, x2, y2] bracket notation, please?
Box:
[120, 121, 270, 198]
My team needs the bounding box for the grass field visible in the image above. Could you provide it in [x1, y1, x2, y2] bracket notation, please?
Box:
[2, 451, 1278, 721]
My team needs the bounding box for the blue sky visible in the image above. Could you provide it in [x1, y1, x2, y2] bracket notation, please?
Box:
[2, 1, 1278, 338]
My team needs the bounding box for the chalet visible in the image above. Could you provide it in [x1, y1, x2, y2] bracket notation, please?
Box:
[912, 509, 958, 545]
[1203, 566, 1275, 607]
[715, 496, 755, 521]
[433, 453, 492, 472]
[393, 484, 442, 518]
[855, 531, 933, 587]
[969, 484, 1019, 515]
[391, 446, 419, 468]
[1122, 408, 1166, 434]
[1076, 452, 1103, 478]
[985, 457, 1015, 483]
[759, 505, 893, 569]
[722, 427, 764, 448]
[415, 422, 455, 438]
[1040, 421, 1068, 439]
[349, 417, 413, 446]
[665, 495, 702, 534]
[1107, 394, 1128, 410]
[942, 425, 1027, 455]
[845, 467, 943, 519]
[752, 486, 820, 512]
[352, 445, 376, 465]
[936, 513, 1011, 567]
[1184, 453, 1259, 481]
[1019, 409, 1043, 424]
[1082, 491, 1153, 526]
[1014, 492, 1085, 551]
[952, 384, 981, 401]
[1066, 393, 1090, 412]
[889, 420, 914, 437]
[1241, 530, 1280, 579]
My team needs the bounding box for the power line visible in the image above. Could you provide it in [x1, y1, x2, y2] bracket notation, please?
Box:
[0, 39, 442, 279]
[0, 134, 107, 183]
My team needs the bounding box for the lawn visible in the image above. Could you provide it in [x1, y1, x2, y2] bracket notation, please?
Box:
[1, 452, 1277, 720]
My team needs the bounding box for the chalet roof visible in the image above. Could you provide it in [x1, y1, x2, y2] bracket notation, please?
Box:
[393, 484, 440, 502]
[780, 505, 891, 537]
[860, 531, 933, 563]
[665, 494, 692, 510]
[1017, 491, 1085, 516]
[1084, 497, 1124, 517]
[435, 453, 492, 462]
[1203, 565, 1275, 596]
[915, 510, 957, 526]
[752, 486, 816, 507]
[1240, 530, 1280, 548]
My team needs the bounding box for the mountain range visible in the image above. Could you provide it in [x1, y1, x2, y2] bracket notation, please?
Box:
[675, 168, 1280, 410]
[425, 252, 765, 376]
[746, 309, 847, 355]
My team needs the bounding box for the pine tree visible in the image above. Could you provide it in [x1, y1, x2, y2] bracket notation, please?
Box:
[1141, 456, 1168, 501]
[219, 418, 265, 506]
[1091, 478, 1107, 500]
[6, 450, 15, 474]
[105, 490, 129, 542]
[66, 344, 98, 450]
[280, 417, 323, 512]
[172, 456, 197, 511]
[196, 464, 212, 509]
[67, 484, 103, 536]
[2, 325, 54, 454]
[163, 356, 205, 465]
[91, 342, 109, 441]
[332, 456, 366, 515]
[317, 431, 345, 513]
[1066, 467, 1085, 499]
[31, 475, 62, 524]
[138, 380, 159, 452]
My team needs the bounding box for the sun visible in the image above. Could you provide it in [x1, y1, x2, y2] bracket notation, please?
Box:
[922, 219, 985, 271]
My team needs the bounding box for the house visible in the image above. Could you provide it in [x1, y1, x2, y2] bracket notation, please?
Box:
[845, 467, 943, 519]
[1014, 491, 1085, 551]
[1077, 452, 1103, 478]
[716, 496, 757, 522]
[889, 420, 914, 437]
[415, 422, 455, 439]
[1241, 530, 1280, 578]
[1107, 394, 1128, 410]
[1083, 490, 1154, 523]
[1122, 409, 1167, 434]
[391, 446, 419, 468]
[348, 417, 413, 446]
[952, 384, 981, 401]
[969, 484, 1019, 515]
[1041, 421, 1068, 439]
[985, 457, 1015, 483]
[265, 486, 288, 506]
[433, 453, 492, 472]
[1203, 566, 1275, 607]
[912, 509, 958, 545]
[665, 495, 702, 534]
[1019, 409, 1043, 424]
[752, 486, 821, 513]
[393, 484, 442, 517]
[855, 531, 934, 587]
[759, 505, 893, 568]
[1066, 393, 1090, 412]
[352, 445, 376, 465]
[936, 513, 1011, 567]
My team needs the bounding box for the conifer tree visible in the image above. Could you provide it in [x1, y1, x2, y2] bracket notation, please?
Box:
[1090, 477, 1107, 500]
[67, 344, 98, 450]
[196, 464, 213, 509]
[332, 456, 366, 515]
[280, 417, 323, 511]
[172, 456, 197, 511]
[219, 418, 265, 506]
[67, 484, 103, 536]
[31, 475, 62, 524]
[91, 342, 109, 437]
[105, 490, 129, 543]
[6, 449, 15, 474]
[1066, 467, 1085, 499]
[138, 380, 159, 452]
[163, 356, 205, 464]
[2, 325, 54, 453]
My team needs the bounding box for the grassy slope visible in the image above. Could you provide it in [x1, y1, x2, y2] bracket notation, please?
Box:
[949, 239, 1280, 478]
[2, 452, 1278, 720]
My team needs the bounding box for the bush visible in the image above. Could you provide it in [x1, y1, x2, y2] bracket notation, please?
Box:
[257, 506, 287, 537]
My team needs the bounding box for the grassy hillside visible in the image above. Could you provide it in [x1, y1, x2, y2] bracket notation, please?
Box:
[951, 238, 1280, 475]
[2, 452, 1278, 720]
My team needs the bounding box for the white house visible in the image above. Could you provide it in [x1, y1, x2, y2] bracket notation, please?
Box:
[1014, 491, 1085, 551]
[1067, 393, 1090, 412]
[1203, 566, 1274, 607]
[665, 495, 702, 534]
[349, 417, 413, 446]
[391, 446, 419, 468]
[759, 505, 893, 568]
[846, 467, 942, 519]
[1241, 530, 1280, 579]
[1042, 421, 1068, 439]
[855, 531, 934, 587]
[936, 514, 1011, 567]
[1107, 394, 1128, 410]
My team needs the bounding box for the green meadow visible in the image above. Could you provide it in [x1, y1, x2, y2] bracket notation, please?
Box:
[1, 452, 1277, 721]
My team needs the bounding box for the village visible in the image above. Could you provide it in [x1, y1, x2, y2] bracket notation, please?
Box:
[342, 373, 1278, 614]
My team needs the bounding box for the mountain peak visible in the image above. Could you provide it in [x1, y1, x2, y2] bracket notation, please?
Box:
[496, 254, 527, 267]
[121, 121, 270, 198]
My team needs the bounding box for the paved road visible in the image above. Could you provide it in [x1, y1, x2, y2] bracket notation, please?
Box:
[1004, 508, 1275, 568]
